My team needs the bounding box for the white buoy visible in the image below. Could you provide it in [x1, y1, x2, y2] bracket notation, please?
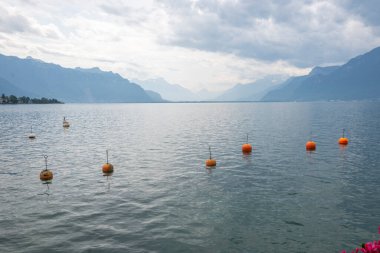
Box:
[63, 117, 70, 128]
[28, 126, 36, 139]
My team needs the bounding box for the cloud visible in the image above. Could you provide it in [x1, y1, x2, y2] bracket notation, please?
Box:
[345, 0, 380, 26]
[100, 3, 132, 16]
[159, 0, 380, 67]
[0, 6, 62, 39]
[0, 6, 35, 34]
[0, 0, 379, 92]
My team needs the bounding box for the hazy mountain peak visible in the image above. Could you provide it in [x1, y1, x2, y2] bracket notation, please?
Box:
[309, 66, 340, 76]
[25, 56, 45, 63]
[133, 78, 199, 101]
[216, 74, 288, 101]
[75, 67, 104, 73]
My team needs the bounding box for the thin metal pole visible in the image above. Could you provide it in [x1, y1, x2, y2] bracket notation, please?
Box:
[44, 155, 48, 170]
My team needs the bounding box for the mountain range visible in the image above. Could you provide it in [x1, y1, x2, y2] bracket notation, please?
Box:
[215, 75, 288, 101]
[133, 78, 198, 101]
[262, 47, 380, 101]
[0, 54, 163, 103]
[133, 78, 222, 101]
[1, 46, 379, 102]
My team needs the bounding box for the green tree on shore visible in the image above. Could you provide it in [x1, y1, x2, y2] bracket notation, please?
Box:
[9, 95, 18, 104]
[0, 93, 63, 104]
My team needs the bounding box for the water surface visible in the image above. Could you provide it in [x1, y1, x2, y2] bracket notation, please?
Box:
[0, 102, 379, 253]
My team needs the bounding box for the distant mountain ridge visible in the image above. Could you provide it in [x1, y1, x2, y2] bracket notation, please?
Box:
[133, 78, 198, 101]
[216, 75, 288, 101]
[0, 54, 162, 103]
[262, 47, 380, 101]
[133, 78, 222, 101]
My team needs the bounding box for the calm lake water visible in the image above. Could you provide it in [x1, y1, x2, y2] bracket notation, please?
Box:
[0, 102, 379, 253]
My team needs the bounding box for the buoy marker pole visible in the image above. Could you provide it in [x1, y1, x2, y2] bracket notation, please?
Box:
[44, 155, 48, 170]
[246, 133, 249, 144]
[102, 150, 114, 174]
[208, 145, 212, 159]
[342, 128, 345, 138]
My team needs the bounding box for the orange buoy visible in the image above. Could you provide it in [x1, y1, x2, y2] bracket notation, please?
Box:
[242, 144, 252, 153]
[102, 163, 114, 173]
[339, 138, 348, 145]
[206, 159, 216, 167]
[40, 155, 53, 181]
[40, 170, 53, 181]
[306, 141, 316, 151]
[205, 145, 216, 167]
[242, 134, 252, 154]
[338, 129, 349, 145]
[102, 150, 114, 174]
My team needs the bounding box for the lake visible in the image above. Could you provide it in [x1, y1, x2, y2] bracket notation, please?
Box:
[0, 102, 379, 253]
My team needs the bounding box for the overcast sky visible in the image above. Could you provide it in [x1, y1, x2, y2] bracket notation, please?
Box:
[1, 0, 379, 91]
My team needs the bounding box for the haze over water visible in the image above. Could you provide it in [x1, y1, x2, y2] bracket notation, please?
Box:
[0, 102, 379, 253]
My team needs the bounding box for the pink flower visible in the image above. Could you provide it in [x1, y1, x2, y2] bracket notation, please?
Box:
[342, 226, 380, 253]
